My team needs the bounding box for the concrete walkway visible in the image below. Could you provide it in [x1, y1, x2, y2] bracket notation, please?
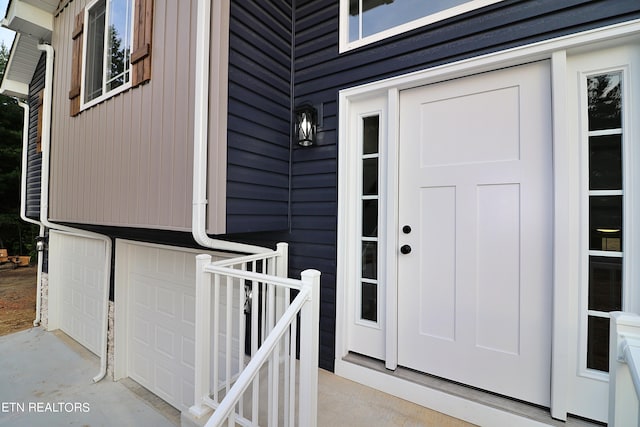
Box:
[0, 327, 474, 427]
[0, 328, 177, 427]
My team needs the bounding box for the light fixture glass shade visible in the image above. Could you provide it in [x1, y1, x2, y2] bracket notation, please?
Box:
[296, 105, 317, 146]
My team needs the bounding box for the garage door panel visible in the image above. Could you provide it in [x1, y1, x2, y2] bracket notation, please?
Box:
[49, 232, 106, 356]
[124, 244, 238, 411]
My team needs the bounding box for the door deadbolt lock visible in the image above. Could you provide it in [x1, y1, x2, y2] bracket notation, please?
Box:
[400, 244, 412, 254]
[402, 225, 412, 234]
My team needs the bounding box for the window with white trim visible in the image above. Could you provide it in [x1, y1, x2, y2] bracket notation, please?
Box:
[69, 0, 153, 116]
[341, 0, 503, 51]
[584, 71, 624, 372]
[360, 115, 380, 323]
[84, 0, 133, 104]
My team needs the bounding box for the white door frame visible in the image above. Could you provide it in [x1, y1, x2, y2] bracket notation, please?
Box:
[335, 19, 640, 424]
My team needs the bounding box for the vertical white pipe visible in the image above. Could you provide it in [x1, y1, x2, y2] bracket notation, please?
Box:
[16, 100, 45, 326]
[37, 43, 112, 383]
[192, 0, 268, 255]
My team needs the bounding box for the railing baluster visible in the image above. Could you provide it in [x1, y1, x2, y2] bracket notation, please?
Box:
[213, 272, 220, 402]
[251, 274, 259, 426]
[238, 263, 246, 419]
[287, 307, 297, 427]
[226, 274, 233, 395]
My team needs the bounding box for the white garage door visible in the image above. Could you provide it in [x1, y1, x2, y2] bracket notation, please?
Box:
[117, 242, 238, 411]
[48, 231, 107, 355]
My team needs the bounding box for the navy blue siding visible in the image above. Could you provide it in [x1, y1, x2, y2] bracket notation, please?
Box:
[226, 0, 293, 233]
[26, 53, 46, 220]
[283, 0, 640, 371]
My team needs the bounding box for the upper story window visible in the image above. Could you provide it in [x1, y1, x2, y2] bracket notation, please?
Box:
[340, 0, 503, 52]
[69, 0, 154, 116]
[84, 0, 133, 104]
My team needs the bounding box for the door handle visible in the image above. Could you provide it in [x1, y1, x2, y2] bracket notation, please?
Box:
[400, 244, 412, 254]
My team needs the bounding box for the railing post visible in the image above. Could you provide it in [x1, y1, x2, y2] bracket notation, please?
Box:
[609, 311, 640, 427]
[190, 254, 213, 418]
[276, 242, 289, 278]
[298, 269, 320, 427]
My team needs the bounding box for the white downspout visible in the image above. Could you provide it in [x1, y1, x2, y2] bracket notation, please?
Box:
[16, 100, 45, 326]
[192, 0, 269, 254]
[37, 43, 112, 383]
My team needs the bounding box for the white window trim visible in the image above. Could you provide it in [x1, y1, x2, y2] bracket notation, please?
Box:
[578, 64, 630, 383]
[335, 18, 640, 425]
[357, 111, 383, 329]
[339, 0, 504, 53]
[80, 0, 135, 111]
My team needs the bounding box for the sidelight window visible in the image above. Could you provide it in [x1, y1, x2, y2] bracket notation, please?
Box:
[360, 115, 380, 323]
[585, 71, 624, 372]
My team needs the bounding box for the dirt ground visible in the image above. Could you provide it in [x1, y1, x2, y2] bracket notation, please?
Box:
[0, 264, 36, 336]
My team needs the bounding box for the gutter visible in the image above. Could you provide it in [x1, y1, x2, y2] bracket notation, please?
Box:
[16, 100, 45, 326]
[37, 44, 112, 383]
[192, 0, 269, 255]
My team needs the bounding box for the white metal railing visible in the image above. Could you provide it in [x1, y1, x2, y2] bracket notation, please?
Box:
[188, 243, 320, 427]
[609, 311, 640, 426]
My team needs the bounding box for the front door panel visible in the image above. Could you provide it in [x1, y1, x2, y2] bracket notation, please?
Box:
[397, 61, 553, 406]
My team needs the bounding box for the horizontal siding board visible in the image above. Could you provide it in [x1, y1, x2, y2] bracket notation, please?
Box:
[226, 198, 288, 214]
[228, 70, 290, 108]
[291, 201, 336, 217]
[227, 99, 290, 136]
[227, 150, 289, 175]
[228, 84, 290, 119]
[225, 216, 288, 233]
[227, 182, 289, 201]
[25, 53, 46, 219]
[227, 132, 290, 159]
[226, 0, 292, 234]
[227, 165, 289, 188]
[231, 2, 291, 49]
[291, 215, 336, 231]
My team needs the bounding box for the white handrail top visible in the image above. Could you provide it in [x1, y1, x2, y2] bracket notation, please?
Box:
[612, 311, 640, 328]
[203, 265, 309, 291]
[211, 250, 279, 268]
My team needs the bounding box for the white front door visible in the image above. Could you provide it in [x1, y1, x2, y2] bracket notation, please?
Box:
[397, 61, 553, 406]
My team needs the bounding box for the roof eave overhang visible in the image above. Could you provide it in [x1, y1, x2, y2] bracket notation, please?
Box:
[0, 1, 54, 99]
[3, 0, 53, 41]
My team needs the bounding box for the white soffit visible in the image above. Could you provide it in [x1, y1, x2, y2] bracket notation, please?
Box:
[3, 0, 53, 42]
[22, 0, 58, 14]
[0, 33, 40, 98]
[0, 1, 54, 98]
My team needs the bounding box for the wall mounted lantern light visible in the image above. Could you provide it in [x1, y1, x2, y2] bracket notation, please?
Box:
[295, 104, 317, 147]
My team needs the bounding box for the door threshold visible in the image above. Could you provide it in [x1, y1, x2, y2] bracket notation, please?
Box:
[343, 353, 604, 427]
